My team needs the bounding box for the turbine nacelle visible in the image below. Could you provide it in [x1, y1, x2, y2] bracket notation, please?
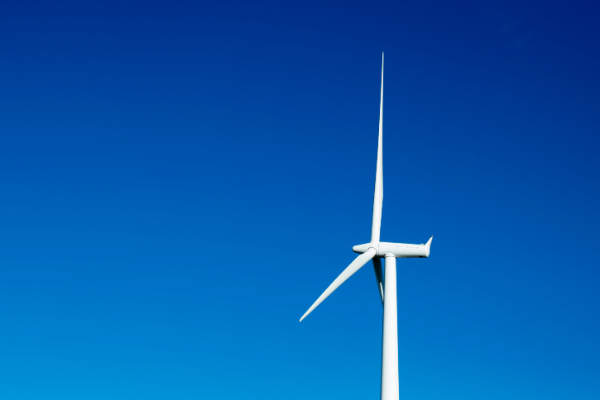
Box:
[353, 236, 433, 258]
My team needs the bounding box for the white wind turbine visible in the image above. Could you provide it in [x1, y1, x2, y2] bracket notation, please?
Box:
[300, 53, 433, 400]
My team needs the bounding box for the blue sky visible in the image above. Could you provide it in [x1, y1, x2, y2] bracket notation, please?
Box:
[1, 1, 599, 399]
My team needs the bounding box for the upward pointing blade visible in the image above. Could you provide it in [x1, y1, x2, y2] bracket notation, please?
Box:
[371, 52, 384, 243]
[300, 248, 377, 322]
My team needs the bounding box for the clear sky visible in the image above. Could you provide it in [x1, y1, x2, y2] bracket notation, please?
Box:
[1, 1, 599, 399]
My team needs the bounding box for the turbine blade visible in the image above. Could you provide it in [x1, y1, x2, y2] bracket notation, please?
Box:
[300, 248, 377, 322]
[372, 257, 384, 304]
[371, 52, 384, 243]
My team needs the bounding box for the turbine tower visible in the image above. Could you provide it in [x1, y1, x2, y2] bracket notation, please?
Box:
[300, 53, 433, 400]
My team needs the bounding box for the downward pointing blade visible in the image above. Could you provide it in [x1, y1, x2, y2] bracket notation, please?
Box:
[300, 248, 377, 322]
[372, 257, 384, 304]
[371, 52, 384, 243]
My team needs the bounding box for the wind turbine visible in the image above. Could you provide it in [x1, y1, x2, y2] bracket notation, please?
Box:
[299, 52, 433, 400]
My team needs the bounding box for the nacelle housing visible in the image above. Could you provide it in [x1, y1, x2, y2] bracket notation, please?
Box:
[352, 237, 432, 258]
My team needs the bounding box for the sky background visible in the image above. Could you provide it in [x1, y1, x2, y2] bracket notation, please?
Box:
[1, 1, 599, 399]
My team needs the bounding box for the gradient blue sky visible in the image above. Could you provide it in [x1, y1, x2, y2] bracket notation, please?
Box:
[1, 1, 599, 399]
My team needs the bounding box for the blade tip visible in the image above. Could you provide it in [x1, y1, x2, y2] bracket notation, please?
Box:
[299, 310, 310, 322]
